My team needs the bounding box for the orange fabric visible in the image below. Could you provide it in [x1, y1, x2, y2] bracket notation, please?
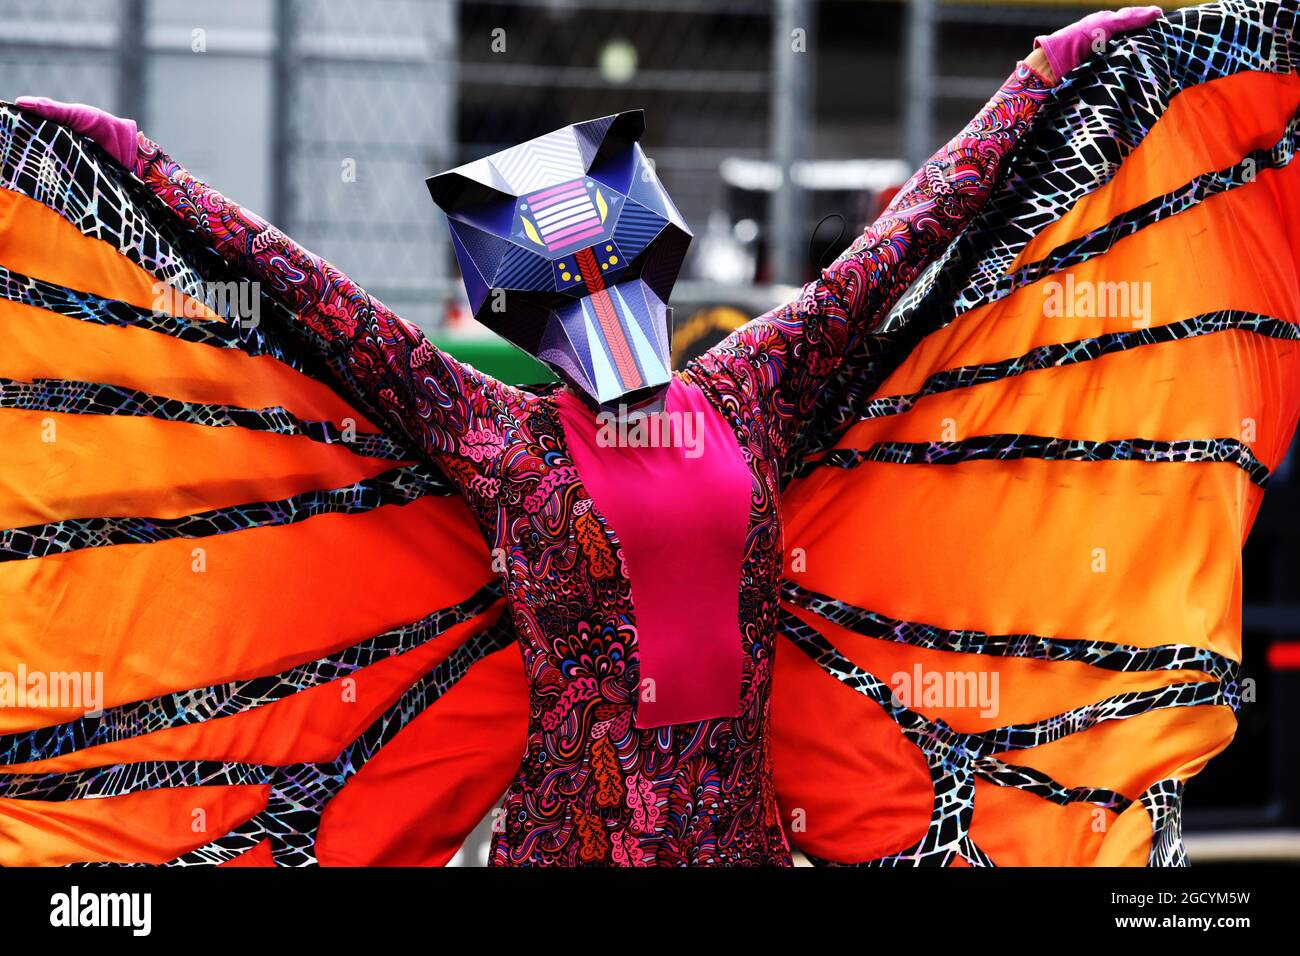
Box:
[0, 298, 375, 430]
[992, 705, 1238, 796]
[220, 839, 275, 866]
[0, 159, 521, 866]
[968, 704, 1237, 866]
[2, 607, 503, 774]
[318, 644, 528, 866]
[1013, 69, 1300, 270]
[0, 408, 401, 528]
[0, 187, 216, 317]
[0, 499, 491, 734]
[968, 784, 1112, 867]
[0, 191, 384, 429]
[771, 635, 934, 862]
[1093, 805, 1160, 866]
[773, 68, 1298, 865]
[880, 160, 1300, 401]
[0, 613, 527, 866]
[843, 332, 1300, 476]
[0, 785, 269, 867]
[784, 460, 1252, 658]
[786, 605, 1220, 735]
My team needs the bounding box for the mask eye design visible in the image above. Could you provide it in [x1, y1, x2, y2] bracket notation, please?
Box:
[517, 180, 605, 252]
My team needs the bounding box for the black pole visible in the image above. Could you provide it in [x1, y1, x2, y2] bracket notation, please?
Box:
[118, 0, 146, 125]
[271, 0, 295, 230]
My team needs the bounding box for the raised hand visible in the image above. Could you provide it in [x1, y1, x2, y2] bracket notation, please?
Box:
[1034, 6, 1163, 82]
[13, 96, 138, 169]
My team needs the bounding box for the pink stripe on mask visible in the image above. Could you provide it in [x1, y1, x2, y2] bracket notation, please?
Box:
[531, 186, 587, 212]
[546, 223, 603, 249]
[527, 179, 585, 204]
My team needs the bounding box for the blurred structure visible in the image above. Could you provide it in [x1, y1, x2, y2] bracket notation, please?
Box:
[0, 0, 1093, 321]
[1, 0, 1295, 864]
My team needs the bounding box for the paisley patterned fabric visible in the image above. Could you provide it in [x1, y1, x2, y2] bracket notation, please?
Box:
[119, 65, 1048, 866]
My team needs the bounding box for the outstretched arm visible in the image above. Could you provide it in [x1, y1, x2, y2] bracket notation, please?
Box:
[15, 96, 518, 502]
[131, 135, 519, 493]
[687, 7, 1161, 462]
[687, 59, 1053, 459]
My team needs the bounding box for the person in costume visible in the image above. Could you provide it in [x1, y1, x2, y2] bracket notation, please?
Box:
[12, 8, 1163, 868]
[11, 7, 1167, 866]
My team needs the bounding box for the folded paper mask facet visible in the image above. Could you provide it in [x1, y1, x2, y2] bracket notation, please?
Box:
[427, 111, 692, 409]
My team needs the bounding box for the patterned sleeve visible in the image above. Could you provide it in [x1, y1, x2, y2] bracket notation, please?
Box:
[131, 134, 519, 499]
[686, 61, 1053, 461]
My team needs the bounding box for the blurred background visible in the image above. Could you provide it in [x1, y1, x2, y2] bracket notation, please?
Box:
[2, 0, 1295, 865]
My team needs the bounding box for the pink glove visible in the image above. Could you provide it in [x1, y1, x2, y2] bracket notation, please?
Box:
[13, 96, 138, 169]
[1035, 6, 1163, 81]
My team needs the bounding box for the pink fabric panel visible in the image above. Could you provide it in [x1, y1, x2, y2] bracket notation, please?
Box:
[555, 377, 750, 728]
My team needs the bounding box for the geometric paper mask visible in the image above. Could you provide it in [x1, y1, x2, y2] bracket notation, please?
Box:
[426, 111, 693, 409]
